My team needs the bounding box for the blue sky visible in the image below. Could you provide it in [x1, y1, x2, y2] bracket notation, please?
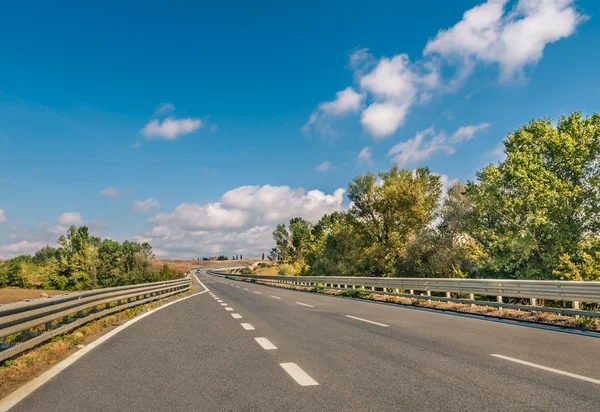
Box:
[1, 0, 599, 258]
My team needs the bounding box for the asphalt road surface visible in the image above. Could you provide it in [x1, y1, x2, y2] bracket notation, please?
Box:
[8, 270, 600, 411]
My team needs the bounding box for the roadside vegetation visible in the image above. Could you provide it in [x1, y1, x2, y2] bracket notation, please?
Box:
[0, 226, 181, 291]
[269, 112, 600, 281]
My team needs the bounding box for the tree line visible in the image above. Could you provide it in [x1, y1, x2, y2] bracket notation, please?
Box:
[0, 226, 181, 290]
[270, 112, 600, 281]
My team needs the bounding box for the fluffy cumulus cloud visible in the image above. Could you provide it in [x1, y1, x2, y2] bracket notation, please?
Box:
[58, 212, 85, 226]
[302, 87, 363, 135]
[304, 0, 583, 138]
[142, 184, 346, 258]
[388, 123, 489, 166]
[132, 198, 160, 213]
[0, 209, 5, 223]
[141, 117, 202, 140]
[424, 0, 585, 79]
[99, 187, 119, 197]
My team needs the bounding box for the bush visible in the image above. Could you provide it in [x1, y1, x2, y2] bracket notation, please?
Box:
[278, 263, 301, 276]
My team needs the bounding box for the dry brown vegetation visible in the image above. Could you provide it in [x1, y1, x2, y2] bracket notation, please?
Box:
[151, 258, 261, 273]
[0, 286, 195, 399]
[0, 288, 65, 305]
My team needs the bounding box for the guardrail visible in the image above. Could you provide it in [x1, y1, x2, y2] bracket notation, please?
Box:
[0, 277, 191, 362]
[207, 270, 600, 318]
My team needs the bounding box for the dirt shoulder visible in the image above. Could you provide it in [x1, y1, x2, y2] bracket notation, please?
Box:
[0, 288, 65, 305]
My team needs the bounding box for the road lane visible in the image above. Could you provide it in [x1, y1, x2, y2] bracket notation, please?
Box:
[204, 273, 600, 411]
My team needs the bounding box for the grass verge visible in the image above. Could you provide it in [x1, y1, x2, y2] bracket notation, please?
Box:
[243, 279, 600, 332]
[0, 285, 195, 399]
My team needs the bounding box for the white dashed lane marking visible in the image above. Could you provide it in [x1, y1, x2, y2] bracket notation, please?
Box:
[345, 315, 389, 327]
[296, 302, 314, 308]
[241, 323, 255, 330]
[280, 363, 319, 386]
[491, 355, 600, 385]
[255, 337, 277, 350]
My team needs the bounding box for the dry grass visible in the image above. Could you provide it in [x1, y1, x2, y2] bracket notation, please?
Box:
[0, 287, 194, 399]
[253, 266, 279, 275]
[151, 258, 261, 273]
[248, 280, 600, 331]
[0, 288, 65, 305]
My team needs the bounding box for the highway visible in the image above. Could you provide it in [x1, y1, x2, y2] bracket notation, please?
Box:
[7, 270, 600, 411]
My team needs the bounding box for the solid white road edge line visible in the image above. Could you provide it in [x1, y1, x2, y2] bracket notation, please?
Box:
[232, 313, 242, 319]
[241, 323, 255, 330]
[280, 363, 319, 386]
[270, 295, 281, 300]
[296, 302, 314, 308]
[255, 337, 277, 350]
[345, 315, 389, 327]
[491, 354, 600, 385]
[0, 288, 208, 412]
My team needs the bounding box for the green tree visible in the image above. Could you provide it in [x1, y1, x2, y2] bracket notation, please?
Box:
[287, 217, 313, 266]
[272, 224, 291, 261]
[397, 181, 482, 278]
[466, 112, 600, 279]
[57, 226, 99, 289]
[348, 166, 442, 276]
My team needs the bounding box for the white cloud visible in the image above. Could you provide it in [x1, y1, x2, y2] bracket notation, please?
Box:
[358, 147, 372, 165]
[361, 101, 410, 138]
[0, 209, 5, 223]
[360, 54, 420, 102]
[150, 203, 248, 230]
[58, 212, 85, 226]
[315, 161, 333, 172]
[388, 123, 489, 166]
[319, 87, 363, 115]
[302, 87, 363, 135]
[388, 127, 454, 166]
[154, 103, 175, 115]
[132, 198, 161, 213]
[99, 187, 119, 197]
[449, 122, 490, 143]
[425, 0, 585, 79]
[143, 184, 346, 258]
[0, 240, 46, 259]
[304, 0, 584, 138]
[141, 117, 202, 140]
